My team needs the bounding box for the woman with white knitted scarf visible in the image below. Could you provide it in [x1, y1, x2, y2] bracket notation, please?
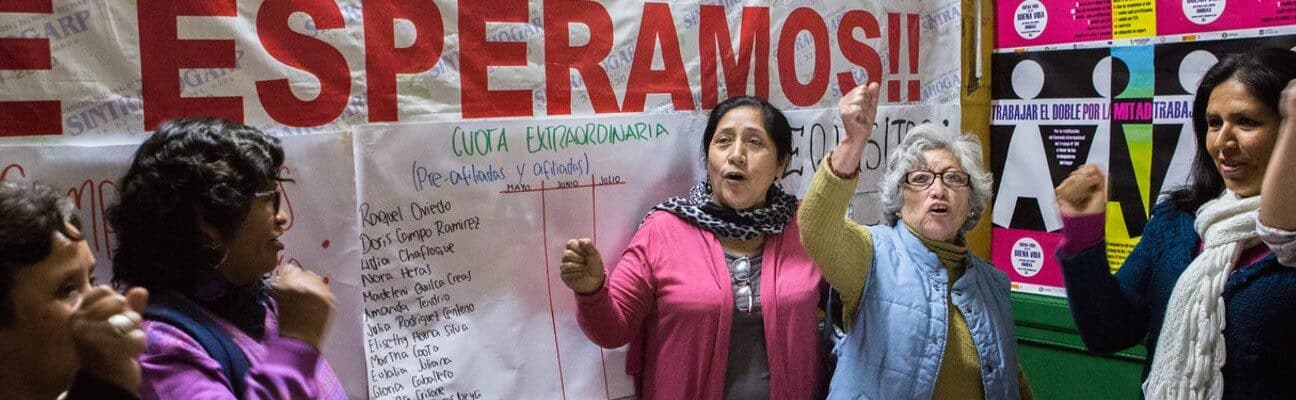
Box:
[1053, 48, 1296, 400]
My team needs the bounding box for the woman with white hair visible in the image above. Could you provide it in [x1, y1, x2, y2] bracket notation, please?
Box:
[798, 83, 1031, 399]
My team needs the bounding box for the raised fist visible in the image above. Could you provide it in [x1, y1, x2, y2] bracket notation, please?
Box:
[559, 238, 606, 296]
[1055, 164, 1108, 217]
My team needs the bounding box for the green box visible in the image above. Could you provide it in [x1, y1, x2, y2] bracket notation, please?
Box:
[1014, 293, 1147, 400]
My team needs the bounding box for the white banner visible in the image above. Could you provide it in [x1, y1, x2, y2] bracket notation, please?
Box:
[1, 0, 961, 142]
[1, 1, 963, 398]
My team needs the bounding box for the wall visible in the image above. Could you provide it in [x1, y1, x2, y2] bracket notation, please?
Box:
[965, 0, 1151, 397]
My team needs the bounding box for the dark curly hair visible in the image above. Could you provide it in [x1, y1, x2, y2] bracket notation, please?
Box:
[702, 96, 794, 165]
[1169, 48, 1296, 212]
[0, 180, 84, 328]
[109, 117, 286, 293]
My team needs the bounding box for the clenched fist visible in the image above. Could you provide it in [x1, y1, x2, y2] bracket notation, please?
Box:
[837, 82, 881, 145]
[1055, 164, 1108, 217]
[830, 82, 881, 177]
[271, 262, 335, 348]
[560, 238, 606, 296]
[1281, 78, 1296, 119]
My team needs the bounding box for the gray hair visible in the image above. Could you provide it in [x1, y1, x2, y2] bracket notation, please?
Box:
[878, 123, 993, 236]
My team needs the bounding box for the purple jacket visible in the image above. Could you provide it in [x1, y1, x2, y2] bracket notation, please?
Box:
[138, 301, 346, 399]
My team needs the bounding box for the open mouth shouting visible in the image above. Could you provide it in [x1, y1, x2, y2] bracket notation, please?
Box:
[928, 203, 951, 216]
[723, 171, 748, 182]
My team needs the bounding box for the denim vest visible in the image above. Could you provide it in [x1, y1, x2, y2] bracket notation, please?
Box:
[827, 222, 1020, 400]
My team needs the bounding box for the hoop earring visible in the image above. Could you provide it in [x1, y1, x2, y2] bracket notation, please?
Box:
[207, 241, 228, 270]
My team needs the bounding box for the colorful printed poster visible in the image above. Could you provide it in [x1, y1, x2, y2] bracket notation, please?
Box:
[991, 47, 1112, 296]
[991, 34, 1296, 296]
[1106, 35, 1296, 269]
[1112, 0, 1157, 38]
[1158, 0, 1296, 35]
[996, 0, 1113, 48]
[1104, 45, 1159, 269]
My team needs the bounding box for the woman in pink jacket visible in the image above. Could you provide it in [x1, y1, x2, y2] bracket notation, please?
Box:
[559, 96, 826, 400]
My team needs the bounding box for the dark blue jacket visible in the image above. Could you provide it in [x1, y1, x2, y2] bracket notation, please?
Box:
[1059, 201, 1296, 399]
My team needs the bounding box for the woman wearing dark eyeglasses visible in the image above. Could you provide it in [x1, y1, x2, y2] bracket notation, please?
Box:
[798, 83, 1032, 399]
[109, 117, 346, 399]
[559, 96, 826, 399]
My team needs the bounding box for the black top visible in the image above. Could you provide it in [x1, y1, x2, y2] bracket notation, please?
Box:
[723, 253, 770, 400]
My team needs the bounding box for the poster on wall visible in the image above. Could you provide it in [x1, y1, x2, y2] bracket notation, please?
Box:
[990, 47, 1111, 296]
[1103, 44, 1159, 270]
[992, 33, 1296, 297]
[995, 0, 1113, 49]
[353, 114, 700, 399]
[992, 0, 1177, 48]
[1157, 0, 1296, 36]
[1111, 0, 1156, 39]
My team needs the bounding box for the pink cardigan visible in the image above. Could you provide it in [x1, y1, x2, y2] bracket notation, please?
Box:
[576, 211, 825, 399]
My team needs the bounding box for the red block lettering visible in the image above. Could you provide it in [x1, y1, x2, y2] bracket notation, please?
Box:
[887, 12, 900, 96]
[363, 0, 443, 122]
[544, 0, 618, 115]
[622, 2, 694, 113]
[0, 0, 59, 135]
[256, 0, 350, 127]
[777, 8, 829, 107]
[907, 13, 921, 102]
[698, 5, 769, 109]
[835, 10, 883, 94]
[459, 0, 530, 118]
[138, 0, 242, 130]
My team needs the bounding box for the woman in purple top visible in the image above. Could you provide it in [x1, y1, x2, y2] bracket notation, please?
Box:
[108, 117, 346, 399]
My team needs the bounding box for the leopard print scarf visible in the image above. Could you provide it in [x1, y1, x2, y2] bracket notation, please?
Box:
[652, 181, 797, 241]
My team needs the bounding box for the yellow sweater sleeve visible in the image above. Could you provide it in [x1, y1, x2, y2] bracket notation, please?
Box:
[797, 156, 874, 330]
